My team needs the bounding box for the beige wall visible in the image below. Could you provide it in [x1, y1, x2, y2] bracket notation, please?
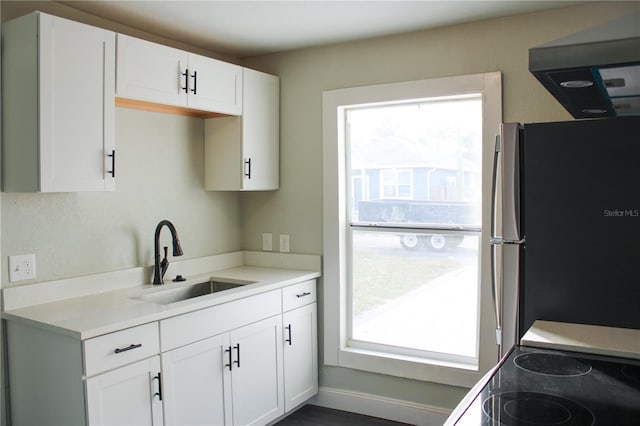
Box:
[1, 1, 639, 422]
[1, 109, 242, 285]
[239, 0, 639, 410]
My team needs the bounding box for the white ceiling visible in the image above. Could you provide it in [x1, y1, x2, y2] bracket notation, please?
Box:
[58, 1, 584, 57]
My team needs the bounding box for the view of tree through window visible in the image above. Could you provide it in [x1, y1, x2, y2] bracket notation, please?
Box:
[347, 95, 482, 360]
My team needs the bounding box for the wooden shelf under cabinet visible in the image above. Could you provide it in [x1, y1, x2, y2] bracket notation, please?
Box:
[115, 97, 230, 119]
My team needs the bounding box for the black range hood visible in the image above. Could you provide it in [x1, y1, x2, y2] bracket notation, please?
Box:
[529, 12, 640, 118]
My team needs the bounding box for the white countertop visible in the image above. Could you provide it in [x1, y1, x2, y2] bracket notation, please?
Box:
[1, 252, 321, 340]
[521, 320, 640, 360]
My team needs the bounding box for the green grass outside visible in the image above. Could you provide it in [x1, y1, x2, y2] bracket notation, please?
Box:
[351, 252, 464, 316]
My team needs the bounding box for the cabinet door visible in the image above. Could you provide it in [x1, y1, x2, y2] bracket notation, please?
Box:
[39, 14, 116, 192]
[116, 34, 188, 108]
[203, 68, 279, 191]
[162, 334, 232, 426]
[229, 315, 284, 426]
[188, 53, 243, 115]
[85, 356, 163, 426]
[241, 68, 280, 190]
[283, 303, 318, 411]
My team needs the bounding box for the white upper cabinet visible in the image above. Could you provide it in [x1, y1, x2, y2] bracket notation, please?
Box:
[116, 34, 189, 108]
[187, 53, 243, 114]
[2, 12, 116, 192]
[116, 34, 243, 115]
[204, 68, 280, 191]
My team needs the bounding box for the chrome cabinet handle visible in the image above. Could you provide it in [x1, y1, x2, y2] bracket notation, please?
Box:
[114, 343, 142, 354]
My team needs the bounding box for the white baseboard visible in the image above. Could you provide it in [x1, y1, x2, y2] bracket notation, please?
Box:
[309, 387, 452, 426]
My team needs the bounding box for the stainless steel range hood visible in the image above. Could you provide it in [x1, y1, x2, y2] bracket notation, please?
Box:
[529, 12, 640, 118]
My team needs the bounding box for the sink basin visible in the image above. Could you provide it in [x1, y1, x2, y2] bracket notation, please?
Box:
[135, 278, 254, 305]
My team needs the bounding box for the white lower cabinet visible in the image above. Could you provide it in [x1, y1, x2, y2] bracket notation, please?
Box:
[162, 334, 231, 425]
[85, 357, 164, 426]
[229, 315, 284, 425]
[5, 280, 317, 426]
[5, 320, 162, 426]
[162, 315, 284, 426]
[283, 303, 318, 411]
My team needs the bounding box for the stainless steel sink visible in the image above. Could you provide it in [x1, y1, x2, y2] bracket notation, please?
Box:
[135, 278, 254, 305]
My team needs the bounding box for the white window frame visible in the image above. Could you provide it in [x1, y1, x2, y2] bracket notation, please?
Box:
[322, 72, 502, 388]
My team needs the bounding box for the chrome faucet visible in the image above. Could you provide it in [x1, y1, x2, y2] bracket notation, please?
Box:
[153, 220, 183, 285]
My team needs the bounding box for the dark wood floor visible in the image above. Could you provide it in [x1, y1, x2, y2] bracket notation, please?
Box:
[274, 404, 413, 426]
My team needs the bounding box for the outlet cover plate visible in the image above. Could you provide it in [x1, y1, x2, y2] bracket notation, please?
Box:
[279, 234, 290, 253]
[9, 253, 36, 282]
[262, 233, 273, 251]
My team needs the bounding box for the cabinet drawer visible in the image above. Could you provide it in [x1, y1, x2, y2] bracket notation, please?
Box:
[160, 289, 281, 351]
[282, 280, 317, 312]
[84, 322, 159, 377]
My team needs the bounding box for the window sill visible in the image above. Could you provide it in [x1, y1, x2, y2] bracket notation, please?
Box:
[334, 346, 484, 388]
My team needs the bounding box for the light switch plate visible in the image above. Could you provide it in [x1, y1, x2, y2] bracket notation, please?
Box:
[9, 253, 36, 282]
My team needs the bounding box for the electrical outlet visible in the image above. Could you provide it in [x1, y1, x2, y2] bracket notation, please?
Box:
[279, 234, 290, 253]
[262, 233, 273, 251]
[9, 253, 37, 282]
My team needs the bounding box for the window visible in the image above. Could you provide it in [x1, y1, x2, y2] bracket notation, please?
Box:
[322, 73, 502, 387]
[349, 96, 482, 363]
[380, 169, 413, 199]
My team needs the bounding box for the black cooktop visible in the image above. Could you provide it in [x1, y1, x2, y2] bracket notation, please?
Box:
[454, 346, 640, 425]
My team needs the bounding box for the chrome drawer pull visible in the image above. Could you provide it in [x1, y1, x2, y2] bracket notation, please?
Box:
[114, 343, 142, 354]
[296, 292, 311, 298]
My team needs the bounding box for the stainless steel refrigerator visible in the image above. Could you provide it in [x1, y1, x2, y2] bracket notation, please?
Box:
[491, 116, 640, 357]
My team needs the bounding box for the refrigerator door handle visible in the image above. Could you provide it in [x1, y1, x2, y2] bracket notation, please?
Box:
[493, 123, 524, 358]
[490, 134, 503, 347]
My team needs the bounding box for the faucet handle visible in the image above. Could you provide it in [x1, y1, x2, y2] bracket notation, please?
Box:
[160, 246, 170, 278]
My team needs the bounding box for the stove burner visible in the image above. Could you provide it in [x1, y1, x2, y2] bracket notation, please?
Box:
[514, 352, 592, 376]
[482, 392, 595, 426]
